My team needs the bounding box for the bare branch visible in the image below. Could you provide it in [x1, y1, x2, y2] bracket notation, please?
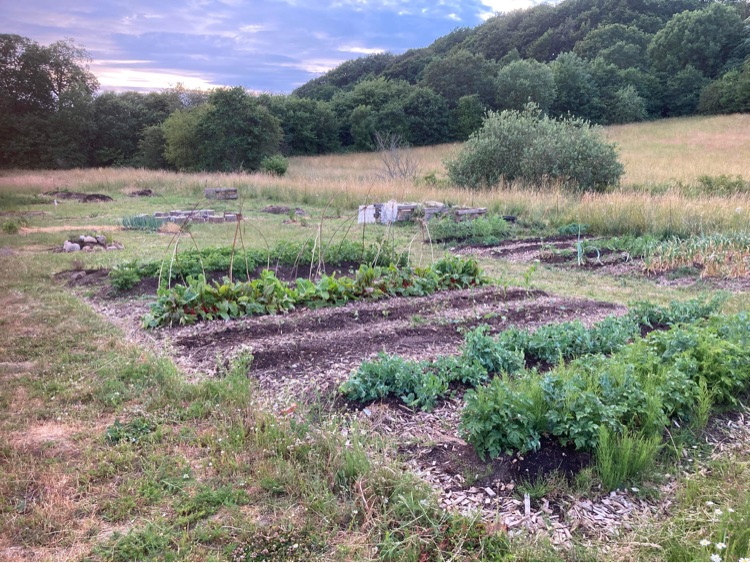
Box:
[373, 131, 420, 181]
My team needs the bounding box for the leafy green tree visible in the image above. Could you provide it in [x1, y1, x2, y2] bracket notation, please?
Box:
[382, 49, 434, 83]
[135, 125, 168, 169]
[662, 65, 709, 116]
[617, 66, 662, 116]
[195, 87, 282, 172]
[90, 91, 183, 166]
[401, 87, 450, 146]
[451, 95, 486, 142]
[648, 4, 746, 79]
[574, 24, 652, 69]
[699, 61, 750, 114]
[419, 50, 498, 107]
[495, 59, 556, 112]
[259, 94, 339, 156]
[0, 34, 97, 168]
[349, 105, 376, 151]
[330, 78, 450, 148]
[161, 105, 209, 171]
[608, 85, 648, 124]
[550, 52, 600, 120]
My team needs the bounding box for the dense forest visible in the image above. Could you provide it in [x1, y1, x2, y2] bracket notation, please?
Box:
[1, 0, 749, 171]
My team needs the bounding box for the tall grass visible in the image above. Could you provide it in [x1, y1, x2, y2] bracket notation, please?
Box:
[605, 114, 750, 186]
[1, 115, 749, 238]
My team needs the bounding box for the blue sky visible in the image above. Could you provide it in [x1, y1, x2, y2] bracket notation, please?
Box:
[3, 0, 554, 93]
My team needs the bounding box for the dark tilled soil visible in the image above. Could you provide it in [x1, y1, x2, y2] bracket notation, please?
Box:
[170, 287, 624, 388]
[42, 191, 113, 202]
[416, 438, 591, 490]
[128, 189, 155, 197]
[462, 235, 591, 262]
[462, 236, 649, 277]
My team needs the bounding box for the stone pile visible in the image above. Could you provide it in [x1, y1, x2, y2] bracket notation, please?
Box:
[62, 235, 123, 253]
[204, 187, 238, 200]
[358, 200, 487, 224]
[144, 210, 242, 224]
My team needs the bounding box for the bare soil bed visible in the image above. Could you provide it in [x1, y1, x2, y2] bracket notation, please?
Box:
[460, 235, 641, 277]
[156, 287, 622, 400]
[461, 236, 750, 291]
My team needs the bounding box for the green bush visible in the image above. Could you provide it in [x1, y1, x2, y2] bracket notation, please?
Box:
[260, 154, 289, 176]
[462, 376, 543, 458]
[445, 103, 624, 192]
[2, 220, 20, 234]
[462, 325, 525, 375]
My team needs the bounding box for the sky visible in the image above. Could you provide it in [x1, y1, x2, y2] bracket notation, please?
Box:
[3, 0, 555, 94]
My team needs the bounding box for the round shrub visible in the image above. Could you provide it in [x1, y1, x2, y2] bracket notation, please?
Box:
[259, 154, 288, 176]
[445, 103, 624, 192]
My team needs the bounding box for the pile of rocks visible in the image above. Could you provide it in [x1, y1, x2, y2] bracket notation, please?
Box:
[62, 235, 124, 253]
[204, 187, 238, 200]
[358, 200, 488, 224]
[149, 210, 241, 224]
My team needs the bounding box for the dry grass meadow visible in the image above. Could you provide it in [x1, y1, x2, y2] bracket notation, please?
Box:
[1, 114, 750, 561]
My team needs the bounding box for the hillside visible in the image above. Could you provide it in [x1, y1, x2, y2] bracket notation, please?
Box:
[1, 0, 748, 171]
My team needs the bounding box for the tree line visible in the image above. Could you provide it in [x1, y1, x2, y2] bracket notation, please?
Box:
[1, 0, 749, 171]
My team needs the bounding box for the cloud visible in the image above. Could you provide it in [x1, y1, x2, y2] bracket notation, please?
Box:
[339, 45, 386, 55]
[91, 65, 223, 92]
[1, 0, 558, 93]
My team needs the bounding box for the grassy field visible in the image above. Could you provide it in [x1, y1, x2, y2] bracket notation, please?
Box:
[1, 114, 750, 561]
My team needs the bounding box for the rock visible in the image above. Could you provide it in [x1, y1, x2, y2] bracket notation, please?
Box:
[82, 246, 93, 252]
[95, 235, 107, 245]
[205, 187, 238, 200]
[128, 189, 154, 197]
[63, 241, 80, 252]
[81, 235, 98, 244]
[262, 205, 291, 214]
